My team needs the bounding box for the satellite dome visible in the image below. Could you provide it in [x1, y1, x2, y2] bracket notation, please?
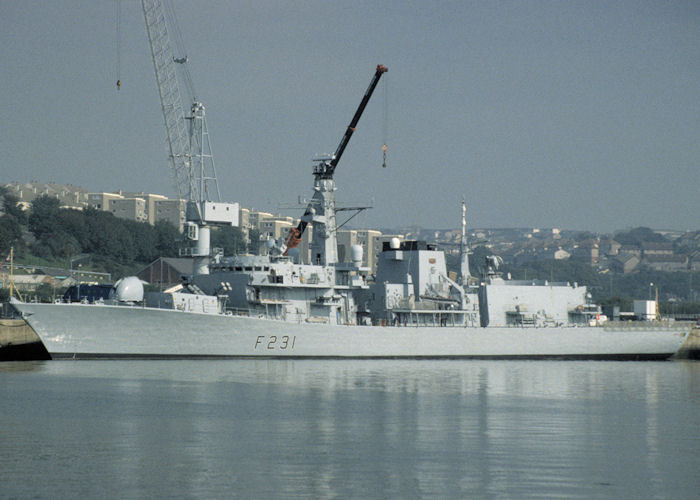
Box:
[350, 244, 363, 265]
[115, 276, 144, 302]
[390, 237, 400, 250]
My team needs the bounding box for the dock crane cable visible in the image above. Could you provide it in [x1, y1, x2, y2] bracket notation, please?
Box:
[382, 73, 388, 167]
[115, 0, 121, 90]
[164, 0, 195, 101]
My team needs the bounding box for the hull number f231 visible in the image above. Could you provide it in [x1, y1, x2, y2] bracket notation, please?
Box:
[254, 335, 297, 350]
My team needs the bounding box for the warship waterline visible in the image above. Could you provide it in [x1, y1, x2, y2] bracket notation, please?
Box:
[6, 64, 691, 359]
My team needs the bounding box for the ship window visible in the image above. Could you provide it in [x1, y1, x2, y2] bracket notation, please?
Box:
[235, 266, 243, 271]
[254, 266, 262, 271]
[245, 267, 253, 271]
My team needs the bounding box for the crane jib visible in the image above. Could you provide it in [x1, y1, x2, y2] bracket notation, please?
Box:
[284, 65, 387, 252]
[327, 64, 388, 174]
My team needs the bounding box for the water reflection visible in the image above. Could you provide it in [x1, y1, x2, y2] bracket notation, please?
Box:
[1, 360, 698, 498]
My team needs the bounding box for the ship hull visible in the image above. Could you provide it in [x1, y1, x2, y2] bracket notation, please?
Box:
[10, 302, 690, 360]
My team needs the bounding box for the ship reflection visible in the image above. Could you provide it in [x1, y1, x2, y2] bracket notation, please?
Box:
[29, 359, 684, 498]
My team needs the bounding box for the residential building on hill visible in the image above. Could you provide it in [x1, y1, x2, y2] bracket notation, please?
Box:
[87, 192, 123, 211]
[153, 199, 187, 231]
[643, 255, 688, 272]
[571, 240, 599, 265]
[641, 242, 674, 258]
[110, 197, 147, 223]
[599, 239, 621, 256]
[4, 182, 88, 210]
[88, 191, 186, 229]
[336, 229, 383, 272]
[611, 254, 640, 274]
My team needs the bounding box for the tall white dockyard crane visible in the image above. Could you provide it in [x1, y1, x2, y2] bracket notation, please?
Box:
[141, 0, 238, 276]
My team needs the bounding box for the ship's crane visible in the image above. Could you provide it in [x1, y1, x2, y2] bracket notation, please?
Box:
[141, 0, 238, 275]
[284, 65, 388, 253]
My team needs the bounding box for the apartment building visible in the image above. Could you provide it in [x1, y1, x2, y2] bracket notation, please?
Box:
[369, 233, 404, 274]
[110, 198, 148, 223]
[88, 191, 187, 229]
[336, 229, 384, 272]
[120, 192, 169, 225]
[154, 198, 187, 231]
[87, 192, 124, 211]
[5, 182, 88, 210]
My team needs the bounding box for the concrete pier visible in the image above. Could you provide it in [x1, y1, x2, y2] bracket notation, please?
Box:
[675, 324, 700, 359]
[0, 318, 50, 360]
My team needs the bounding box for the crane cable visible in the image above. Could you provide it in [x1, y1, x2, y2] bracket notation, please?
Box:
[164, 0, 196, 101]
[381, 73, 388, 167]
[115, 0, 121, 90]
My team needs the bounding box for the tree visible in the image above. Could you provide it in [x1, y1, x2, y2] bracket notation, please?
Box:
[56, 209, 89, 248]
[28, 195, 61, 240]
[212, 226, 246, 256]
[574, 231, 597, 242]
[0, 215, 23, 255]
[248, 228, 260, 254]
[469, 246, 494, 277]
[28, 196, 83, 260]
[0, 189, 27, 224]
[152, 220, 180, 257]
[46, 231, 81, 259]
[614, 227, 667, 245]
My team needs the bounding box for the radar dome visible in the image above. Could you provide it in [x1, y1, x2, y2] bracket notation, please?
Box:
[115, 276, 144, 302]
[390, 237, 401, 250]
[350, 244, 363, 265]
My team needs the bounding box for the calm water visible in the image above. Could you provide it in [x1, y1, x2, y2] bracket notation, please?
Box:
[1, 360, 699, 499]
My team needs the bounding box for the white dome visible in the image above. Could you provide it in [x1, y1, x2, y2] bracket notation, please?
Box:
[350, 244, 363, 265]
[115, 276, 144, 302]
[390, 237, 400, 250]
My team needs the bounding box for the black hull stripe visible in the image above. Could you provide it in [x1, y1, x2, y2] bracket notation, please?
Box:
[48, 352, 675, 361]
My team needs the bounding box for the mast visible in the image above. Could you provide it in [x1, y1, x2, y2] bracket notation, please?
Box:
[459, 201, 471, 286]
[8, 247, 23, 302]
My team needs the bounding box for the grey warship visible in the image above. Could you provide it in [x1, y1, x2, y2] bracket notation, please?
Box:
[9, 63, 690, 359]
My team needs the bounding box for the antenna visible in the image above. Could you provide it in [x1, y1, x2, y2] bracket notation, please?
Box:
[459, 200, 471, 285]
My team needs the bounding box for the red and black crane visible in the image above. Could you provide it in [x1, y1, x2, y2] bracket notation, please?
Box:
[284, 64, 388, 252]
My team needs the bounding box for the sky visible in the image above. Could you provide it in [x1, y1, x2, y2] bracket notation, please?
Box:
[1, 1, 698, 232]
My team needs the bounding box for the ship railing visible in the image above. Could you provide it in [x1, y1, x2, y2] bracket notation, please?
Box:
[223, 307, 253, 317]
[388, 309, 479, 327]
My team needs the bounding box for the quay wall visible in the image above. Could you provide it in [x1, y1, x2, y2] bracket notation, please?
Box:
[0, 318, 49, 360]
[675, 324, 700, 359]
